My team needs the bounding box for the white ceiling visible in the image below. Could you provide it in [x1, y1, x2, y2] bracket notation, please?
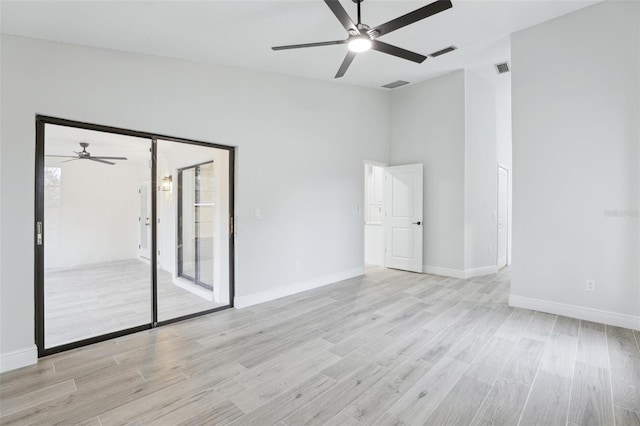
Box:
[1, 0, 600, 88]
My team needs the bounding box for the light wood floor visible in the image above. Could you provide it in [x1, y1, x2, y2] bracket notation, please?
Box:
[45, 259, 226, 347]
[2, 267, 639, 425]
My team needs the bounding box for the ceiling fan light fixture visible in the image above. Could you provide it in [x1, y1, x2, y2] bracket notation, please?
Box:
[348, 36, 372, 53]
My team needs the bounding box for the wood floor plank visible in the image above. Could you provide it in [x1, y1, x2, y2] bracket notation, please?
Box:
[414, 324, 472, 364]
[447, 326, 495, 364]
[322, 412, 362, 426]
[539, 331, 578, 379]
[1, 370, 187, 425]
[424, 375, 491, 425]
[227, 373, 336, 426]
[373, 328, 436, 370]
[608, 325, 640, 359]
[500, 337, 546, 386]
[610, 353, 640, 412]
[522, 311, 556, 341]
[344, 358, 433, 425]
[568, 362, 614, 426]
[282, 364, 388, 426]
[374, 413, 409, 426]
[614, 406, 640, 425]
[494, 308, 535, 341]
[553, 315, 580, 336]
[576, 322, 609, 368]
[464, 336, 517, 385]
[0, 379, 77, 417]
[471, 377, 529, 426]
[387, 356, 470, 425]
[519, 370, 572, 426]
[73, 417, 101, 426]
[230, 350, 339, 412]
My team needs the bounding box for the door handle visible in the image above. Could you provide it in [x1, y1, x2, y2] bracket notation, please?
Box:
[413, 221, 422, 225]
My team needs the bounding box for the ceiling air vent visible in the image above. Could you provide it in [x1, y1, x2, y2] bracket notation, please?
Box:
[428, 45, 457, 58]
[382, 80, 410, 89]
[495, 62, 510, 74]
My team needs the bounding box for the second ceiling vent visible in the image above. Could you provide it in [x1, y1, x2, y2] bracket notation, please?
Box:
[428, 46, 457, 58]
[495, 62, 510, 74]
[382, 80, 410, 89]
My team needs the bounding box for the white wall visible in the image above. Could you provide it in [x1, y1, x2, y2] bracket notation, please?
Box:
[464, 70, 498, 271]
[43, 157, 145, 269]
[390, 71, 467, 272]
[0, 35, 390, 367]
[510, 1, 640, 328]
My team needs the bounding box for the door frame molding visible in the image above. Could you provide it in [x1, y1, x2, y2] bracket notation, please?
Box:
[34, 115, 236, 357]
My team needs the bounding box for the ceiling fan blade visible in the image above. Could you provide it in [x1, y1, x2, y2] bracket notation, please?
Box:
[61, 158, 80, 163]
[335, 51, 357, 78]
[91, 156, 128, 160]
[45, 155, 77, 158]
[324, 0, 359, 34]
[370, 0, 452, 38]
[371, 40, 427, 63]
[272, 39, 348, 51]
[88, 158, 115, 165]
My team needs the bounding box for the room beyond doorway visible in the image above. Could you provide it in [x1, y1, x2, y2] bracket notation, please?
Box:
[35, 116, 235, 356]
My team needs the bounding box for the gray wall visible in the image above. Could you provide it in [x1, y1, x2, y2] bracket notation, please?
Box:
[390, 71, 467, 271]
[511, 1, 639, 323]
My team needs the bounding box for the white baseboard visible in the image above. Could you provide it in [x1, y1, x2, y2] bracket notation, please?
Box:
[423, 266, 466, 279]
[465, 266, 499, 278]
[423, 265, 498, 279]
[0, 345, 38, 373]
[509, 295, 640, 331]
[234, 267, 364, 308]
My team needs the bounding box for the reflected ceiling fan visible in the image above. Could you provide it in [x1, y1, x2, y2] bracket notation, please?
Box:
[46, 142, 128, 165]
[272, 0, 453, 78]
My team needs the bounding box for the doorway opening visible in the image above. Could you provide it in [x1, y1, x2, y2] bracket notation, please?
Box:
[35, 116, 235, 356]
[364, 162, 385, 267]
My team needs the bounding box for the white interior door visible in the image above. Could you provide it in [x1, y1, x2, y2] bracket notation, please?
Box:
[384, 164, 423, 273]
[139, 180, 151, 260]
[497, 166, 509, 268]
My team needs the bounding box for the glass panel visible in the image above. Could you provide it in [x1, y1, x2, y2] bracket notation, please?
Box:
[43, 123, 152, 348]
[157, 140, 230, 321]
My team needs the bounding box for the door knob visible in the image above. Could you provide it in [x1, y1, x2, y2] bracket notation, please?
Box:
[413, 221, 422, 225]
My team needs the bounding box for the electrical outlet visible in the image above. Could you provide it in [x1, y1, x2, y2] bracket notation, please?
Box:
[585, 280, 595, 292]
[488, 245, 493, 254]
[294, 262, 301, 272]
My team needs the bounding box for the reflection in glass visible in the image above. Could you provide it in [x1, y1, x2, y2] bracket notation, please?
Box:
[157, 140, 230, 321]
[43, 124, 152, 348]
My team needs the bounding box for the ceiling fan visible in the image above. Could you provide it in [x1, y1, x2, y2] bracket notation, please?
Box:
[46, 142, 128, 165]
[272, 0, 453, 78]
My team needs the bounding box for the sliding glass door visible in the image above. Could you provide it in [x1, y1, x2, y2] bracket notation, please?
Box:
[40, 123, 153, 349]
[36, 116, 234, 356]
[156, 141, 231, 322]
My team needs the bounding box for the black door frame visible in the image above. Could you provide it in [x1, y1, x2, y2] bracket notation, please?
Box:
[34, 115, 236, 357]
